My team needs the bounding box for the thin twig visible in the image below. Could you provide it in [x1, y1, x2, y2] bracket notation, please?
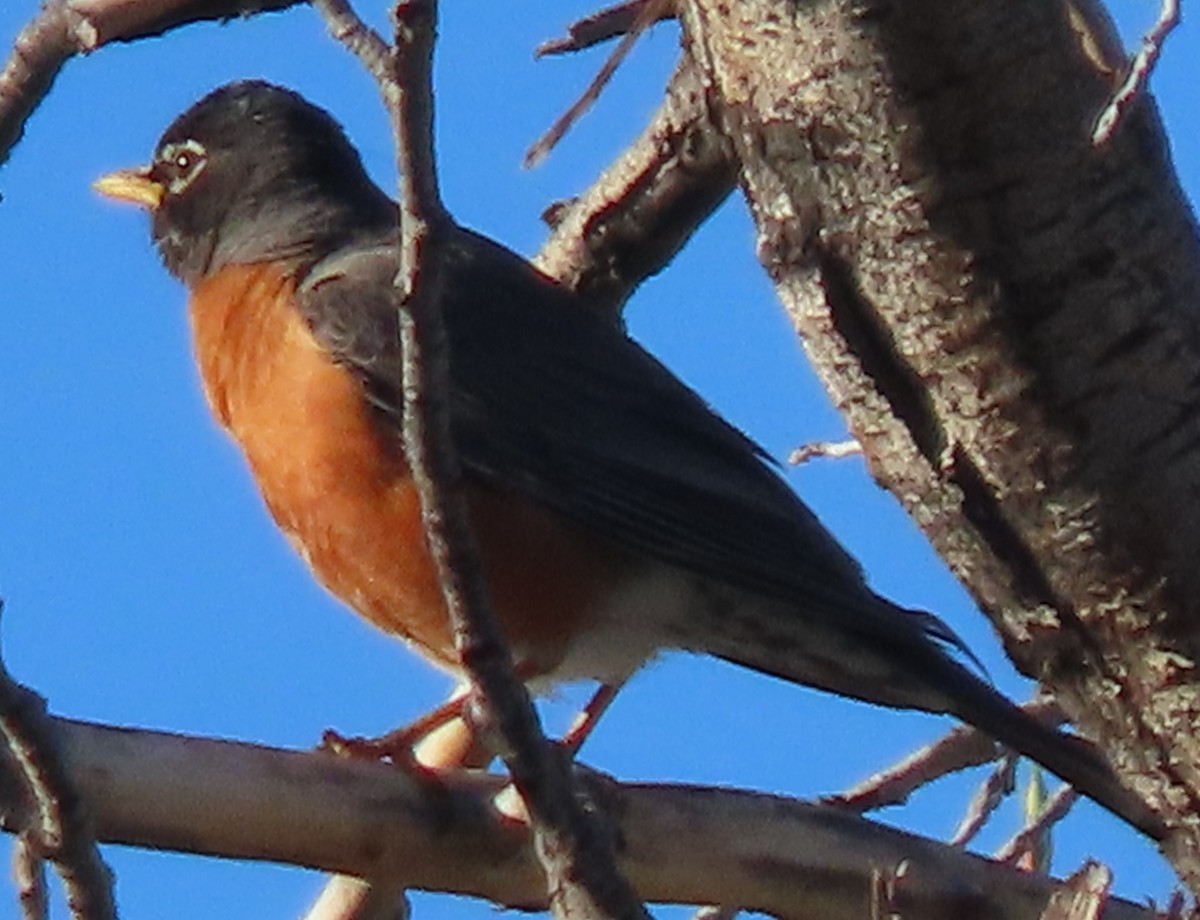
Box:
[788, 438, 862, 465]
[525, 0, 672, 167]
[0, 603, 117, 920]
[13, 836, 49, 920]
[869, 860, 910, 920]
[1092, 0, 1180, 145]
[0, 0, 300, 167]
[311, 0, 393, 86]
[390, 0, 648, 910]
[995, 784, 1078, 865]
[389, 1, 444, 229]
[1159, 890, 1187, 920]
[536, 0, 676, 57]
[313, 0, 650, 916]
[827, 722, 1001, 812]
[828, 700, 1065, 813]
[950, 753, 1017, 847]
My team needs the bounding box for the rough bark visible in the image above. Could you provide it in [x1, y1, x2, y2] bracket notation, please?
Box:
[680, 0, 1200, 886]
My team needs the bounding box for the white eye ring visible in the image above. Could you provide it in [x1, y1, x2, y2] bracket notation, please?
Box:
[158, 139, 208, 195]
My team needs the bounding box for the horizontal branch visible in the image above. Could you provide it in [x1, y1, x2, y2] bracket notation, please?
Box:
[0, 716, 1163, 920]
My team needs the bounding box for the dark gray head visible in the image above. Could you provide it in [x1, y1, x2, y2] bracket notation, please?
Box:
[95, 80, 396, 283]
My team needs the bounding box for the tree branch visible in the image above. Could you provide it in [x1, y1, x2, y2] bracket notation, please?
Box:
[525, 0, 671, 168]
[1092, 0, 1180, 145]
[829, 700, 1067, 813]
[0, 0, 300, 166]
[533, 52, 736, 317]
[996, 784, 1079, 866]
[12, 836, 49, 920]
[0, 608, 114, 920]
[311, 0, 392, 86]
[536, 0, 676, 58]
[0, 716, 1169, 920]
[313, 1, 649, 916]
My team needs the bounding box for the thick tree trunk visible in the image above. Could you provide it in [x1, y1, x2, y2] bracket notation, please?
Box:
[681, 0, 1200, 886]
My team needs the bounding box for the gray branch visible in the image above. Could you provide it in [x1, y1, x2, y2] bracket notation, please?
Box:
[0, 716, 1165, 920]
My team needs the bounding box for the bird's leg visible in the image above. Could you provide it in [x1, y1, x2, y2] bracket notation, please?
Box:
[320, 686, 477, 767]
[310, 690, 481, 920]
[415, 679, 625, 770]
[560, 681, 623, 757]
[323, 678, 624, 774]
[408, 679, 626, 776]
[492, 681, 624, 823]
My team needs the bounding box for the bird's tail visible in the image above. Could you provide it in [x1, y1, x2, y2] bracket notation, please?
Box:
[701, 591, 1166, 841]
[929, 654, 1165, 841]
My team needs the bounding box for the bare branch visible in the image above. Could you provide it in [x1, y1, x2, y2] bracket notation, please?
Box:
[950, 753, 1017, 847]
[0, 606, 115, 920]
[315, 1, 649, 916]
[1092, 0, 1181, 145]
[537, 0, 676, 58]
[300, 876, 409, 920]
[525, 0, 672, 167]
[829, 724, 1001, 812]
[0, 716, 1170, 920]
[678, 0, 1200, 883]
[12, 837, 48, 920]
[0, 1, 71, 167]
[62, 0, 297, 45]
[395, 0, 648, 907]
[829, 702, 1065, 813]
[311, 0, 392, 86]
[534, 54, 736, 317]
[1159, 890, 1188, 920]
[1038, 861, 1111, 920]
[0, 0, 300, 166]
[788, 438, 862, 465]
[996, 784, 1079, 866]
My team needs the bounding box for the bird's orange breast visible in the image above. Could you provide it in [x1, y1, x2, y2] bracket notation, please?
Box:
[186, 261, 630, 679]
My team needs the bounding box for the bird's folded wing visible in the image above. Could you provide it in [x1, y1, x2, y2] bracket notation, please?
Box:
[298, 229, 955, 656]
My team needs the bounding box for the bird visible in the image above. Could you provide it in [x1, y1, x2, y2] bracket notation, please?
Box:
[93, 80, 1163, 840]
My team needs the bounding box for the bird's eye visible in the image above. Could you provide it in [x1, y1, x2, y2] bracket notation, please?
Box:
[157, 140, 208, 195]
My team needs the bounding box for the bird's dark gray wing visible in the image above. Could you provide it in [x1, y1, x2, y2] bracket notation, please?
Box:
[297, 228, 949, 650]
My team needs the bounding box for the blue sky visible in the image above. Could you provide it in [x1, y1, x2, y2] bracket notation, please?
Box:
[0, 2, 1194, 917]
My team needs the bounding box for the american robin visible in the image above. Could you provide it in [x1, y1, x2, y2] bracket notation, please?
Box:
[94, 80, 1163, 839]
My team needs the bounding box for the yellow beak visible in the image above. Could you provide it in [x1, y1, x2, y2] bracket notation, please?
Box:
[93, 167, 164, 210]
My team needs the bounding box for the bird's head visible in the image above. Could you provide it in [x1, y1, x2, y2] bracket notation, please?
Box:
[94, 80, 395, 284]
